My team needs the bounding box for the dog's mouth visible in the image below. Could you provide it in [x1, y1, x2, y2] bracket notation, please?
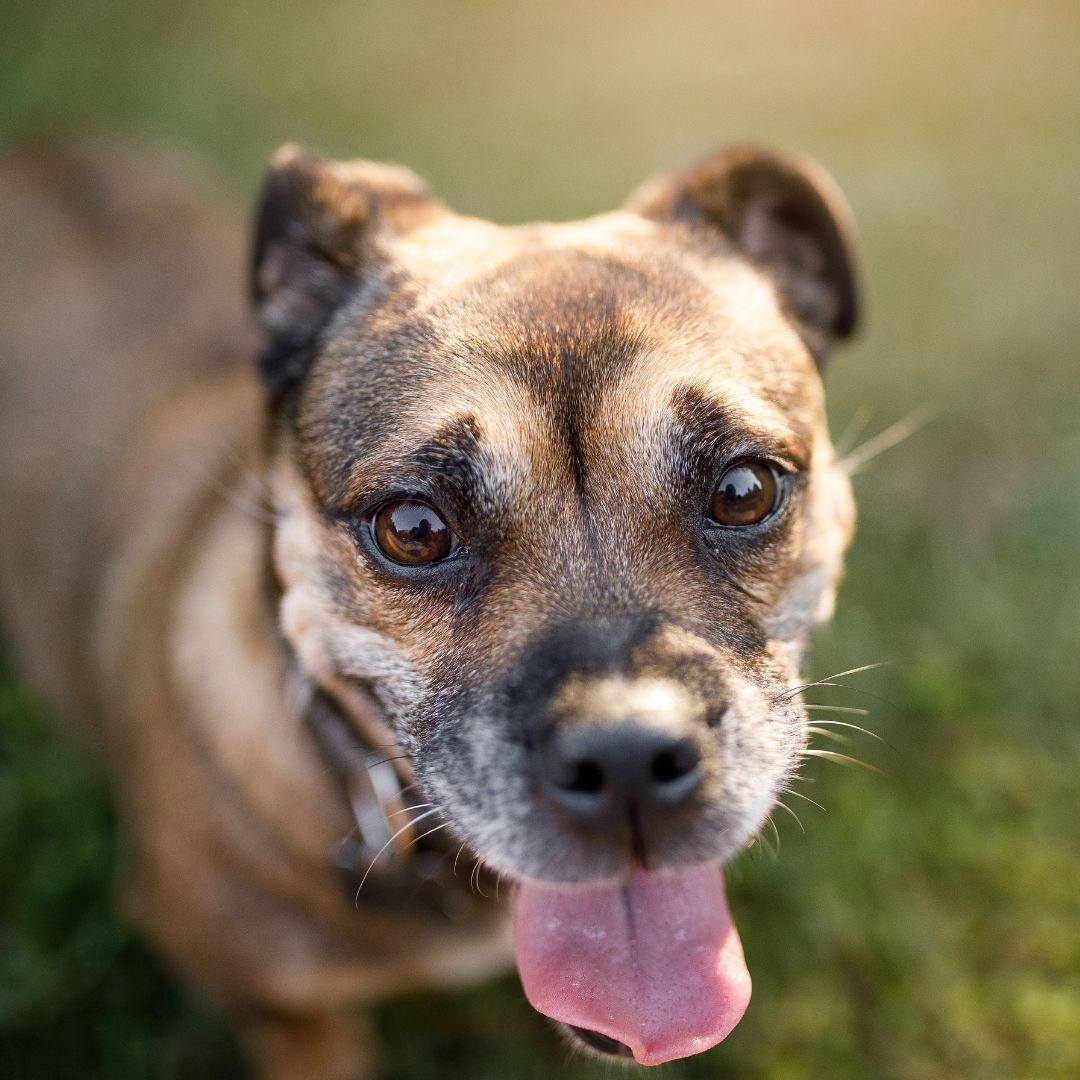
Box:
[513, 862, 751, 1066]
[319, 675, 752, 1063]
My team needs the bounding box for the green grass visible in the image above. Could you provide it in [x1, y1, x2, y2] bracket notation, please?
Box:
[2, 1, 1079, 1076]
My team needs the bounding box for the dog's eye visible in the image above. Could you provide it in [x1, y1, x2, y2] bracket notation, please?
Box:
[371, 499, 454, 565]
[708, 460, 780, 527]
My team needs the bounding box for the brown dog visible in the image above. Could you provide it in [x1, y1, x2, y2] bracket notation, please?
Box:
[0, 134, 858, 1076]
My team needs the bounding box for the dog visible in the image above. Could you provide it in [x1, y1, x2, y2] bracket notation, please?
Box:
[0, 133, 858, 1076]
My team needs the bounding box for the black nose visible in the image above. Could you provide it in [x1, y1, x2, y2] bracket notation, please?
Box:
[540, 722, 702, 823]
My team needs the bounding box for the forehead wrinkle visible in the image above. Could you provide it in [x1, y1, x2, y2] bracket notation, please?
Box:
[586, 357, 816, 505]
[334, 365, 550, 508]
[417, 243, 695, 375]
[415, 248, 673, 507]
[597, 290, 822, 443]
[580, 246, 821, 450]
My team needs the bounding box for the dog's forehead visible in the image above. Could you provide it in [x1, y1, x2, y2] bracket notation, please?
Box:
[396, 211, 803, 358]
[299, 214, 824, 504]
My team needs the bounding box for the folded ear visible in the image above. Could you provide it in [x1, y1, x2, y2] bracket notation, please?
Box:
[251, 145, 442, 402]
[627, 145, 858, 361]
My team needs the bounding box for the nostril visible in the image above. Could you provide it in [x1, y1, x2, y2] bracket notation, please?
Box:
[649, 741, 699, 785]
[542, 751, 610, 820]
[542, 726, 700, 819]
[563, 759, 605, 795]
[650, 749, 683, 783]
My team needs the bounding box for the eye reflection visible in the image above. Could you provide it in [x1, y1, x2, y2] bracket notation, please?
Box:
[372, 499, 453, 565]
[708, 461, 779, 527]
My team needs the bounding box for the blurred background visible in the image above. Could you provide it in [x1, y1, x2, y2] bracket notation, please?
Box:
[1, 1, 1077, 1076]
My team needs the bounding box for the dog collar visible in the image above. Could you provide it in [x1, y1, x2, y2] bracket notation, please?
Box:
[290, 663, 490, 912]
[301, 681, 413, 874]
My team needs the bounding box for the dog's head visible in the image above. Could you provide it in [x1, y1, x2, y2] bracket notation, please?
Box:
[255, 144, 858, 1064]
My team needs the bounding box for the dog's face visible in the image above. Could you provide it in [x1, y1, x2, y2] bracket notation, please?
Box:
[256, 145, 858, 1061]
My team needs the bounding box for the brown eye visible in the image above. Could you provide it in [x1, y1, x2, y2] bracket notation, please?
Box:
[372, 499, 454, 566]
[708, 460, 780, 527]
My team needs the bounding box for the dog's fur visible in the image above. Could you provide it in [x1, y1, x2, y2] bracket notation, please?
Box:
[0, 135, 858, 1076]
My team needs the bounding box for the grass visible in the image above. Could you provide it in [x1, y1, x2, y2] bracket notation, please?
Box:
[2, 0, 1079, 1076]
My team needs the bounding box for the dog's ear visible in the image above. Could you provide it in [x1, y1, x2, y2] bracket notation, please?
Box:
[627, 145, 858, 360]
[252, 145, 441, 402]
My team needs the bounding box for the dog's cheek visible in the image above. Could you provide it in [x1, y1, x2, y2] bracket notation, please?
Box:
[763, 449, 854, 657]
[416, 716, 544, 876]
[272, 492, 431, 728]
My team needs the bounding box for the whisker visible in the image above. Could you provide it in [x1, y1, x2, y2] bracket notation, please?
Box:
[453, 841, 469, 878]
[476, 865, 491, 900]
[804, 719, 886, 743]
[766, 813, 782, 852]
[789, 681, 899, 712]
[784, 787, 826, 812]
[800, 748, 883, 774]
[354, 808, 440, 901]
[816, 661, 891, 682]
[774, 799, 805, 833]
[335, 824, 360, 854]
[385, 802, 434, 819]
[804, 704, 871, 716]
[470, 859, 489, 898]
[366, 754, 410, 770]
[784, 661, 889, 700]
[756, 826, 777, 861]
[834, 404, 875, 457]
[806, 725, 852, 744]
[841, 403, 936, 477]
[194, 463, 277, 524]
[402, 821, 451, 852]
[220, 439, 273, 496]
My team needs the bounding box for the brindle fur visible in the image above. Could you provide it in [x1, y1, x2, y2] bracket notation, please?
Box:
[0, 135, 858, 1077]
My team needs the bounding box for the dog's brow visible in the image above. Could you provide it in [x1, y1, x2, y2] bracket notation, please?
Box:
[404, 414, 485, 489]
[669, 383, 810, 470]
[387, 412, 501, 517]
[328, 412, 502, 517]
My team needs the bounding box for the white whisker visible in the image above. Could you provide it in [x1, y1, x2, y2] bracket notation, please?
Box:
[453, 841, 469, 878]
[774, 799, 805, 833]
[766, 813, 782, 852]
[804, 719, 885, 742]
[784, 661, 888, 701]
[403, 821, 451, 852]
[834, 404, 875, 457]
[385, 802, 434, 819]
[800, 748, 883, 774]
[806, 725, 852, 744]
[805, 704, 870, 716]
[354, 807, 440, 900]
[841, 404, 936, 476]
[784, 787, 826, 812]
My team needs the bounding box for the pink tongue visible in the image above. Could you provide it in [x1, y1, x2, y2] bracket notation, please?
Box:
[514, 865, 750, 1066]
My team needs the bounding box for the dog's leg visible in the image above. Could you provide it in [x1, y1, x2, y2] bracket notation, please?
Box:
[242, 1007, 377, 1080]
